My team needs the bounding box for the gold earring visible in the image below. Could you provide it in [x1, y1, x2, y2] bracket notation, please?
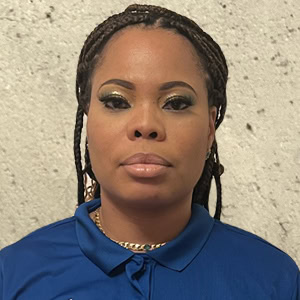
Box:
[84, 172, 97, 202]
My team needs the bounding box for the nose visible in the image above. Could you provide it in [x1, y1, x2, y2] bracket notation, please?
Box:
[126, 104, 166, 141]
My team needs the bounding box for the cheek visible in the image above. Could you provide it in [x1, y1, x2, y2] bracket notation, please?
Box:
[172, 118, 209, 180]
[167, 120, 208, 192]
[171, 118, 209, 158]
[86, 112, 122, 169]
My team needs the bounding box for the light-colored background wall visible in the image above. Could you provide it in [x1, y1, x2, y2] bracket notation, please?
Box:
[0, 0, 299, 266]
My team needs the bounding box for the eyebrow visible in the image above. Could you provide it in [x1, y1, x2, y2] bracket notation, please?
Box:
[100, 79, 134, 90]
[100, 79, 197, 95]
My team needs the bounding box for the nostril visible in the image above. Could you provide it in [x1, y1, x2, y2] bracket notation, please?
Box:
[149, 132, 157, 139]
[134, 130, 158, 138]
[135, 130, 142, 137]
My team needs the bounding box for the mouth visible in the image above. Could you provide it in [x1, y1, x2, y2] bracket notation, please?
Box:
[120, 153, 172, 178]
[120, 152, 172, 166]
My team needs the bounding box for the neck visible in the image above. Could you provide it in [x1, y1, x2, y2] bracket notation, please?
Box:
[97, 192, 192, 245]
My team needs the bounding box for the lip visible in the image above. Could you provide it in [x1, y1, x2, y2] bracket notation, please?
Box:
[121, 153, 172, 166]
[122, 164, 169, 178]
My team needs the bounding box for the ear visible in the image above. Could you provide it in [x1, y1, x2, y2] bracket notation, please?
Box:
[208, 106, 217, 148]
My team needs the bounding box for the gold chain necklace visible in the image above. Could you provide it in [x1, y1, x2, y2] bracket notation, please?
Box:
[94, 209, 167, 252]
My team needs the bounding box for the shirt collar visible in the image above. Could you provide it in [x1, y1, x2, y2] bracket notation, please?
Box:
[75, 198, 214, 274]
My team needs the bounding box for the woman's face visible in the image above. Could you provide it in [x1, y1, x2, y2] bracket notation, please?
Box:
[87, 27, 216, 210]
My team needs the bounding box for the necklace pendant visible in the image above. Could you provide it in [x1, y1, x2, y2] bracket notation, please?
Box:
[144, 244, 151, 251]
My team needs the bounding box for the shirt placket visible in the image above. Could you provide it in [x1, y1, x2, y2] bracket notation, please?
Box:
[125, 254, 154, 299]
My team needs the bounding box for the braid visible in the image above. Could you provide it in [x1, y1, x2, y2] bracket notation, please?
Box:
[192, 143, 215, 208]
[74, 106, 85, 205]
[213, 143, 224, 220]
[191, 140, 224, 220]
[74, 4, 228, 219]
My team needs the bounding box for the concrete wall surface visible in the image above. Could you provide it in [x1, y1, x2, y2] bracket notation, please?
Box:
[0, 0, 299, 266]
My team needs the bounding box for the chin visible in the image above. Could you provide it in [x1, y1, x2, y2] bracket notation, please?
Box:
[127, 186, 172, 204]
[105, 183, 177, 209]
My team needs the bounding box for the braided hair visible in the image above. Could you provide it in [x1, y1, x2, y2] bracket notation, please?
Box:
[74, 4, 228, 219]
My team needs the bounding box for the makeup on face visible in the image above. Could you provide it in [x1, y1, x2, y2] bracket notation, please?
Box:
[97, 80, 197, 112]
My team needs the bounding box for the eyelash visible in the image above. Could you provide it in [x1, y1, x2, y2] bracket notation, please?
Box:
[99, 95, 193, 111]
[99, 95, 130, 110]
[163, 96, 193, 111]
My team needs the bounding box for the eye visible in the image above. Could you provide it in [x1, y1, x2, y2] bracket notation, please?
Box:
[163, 96, 193, 111]
[99, 95, 130, 110]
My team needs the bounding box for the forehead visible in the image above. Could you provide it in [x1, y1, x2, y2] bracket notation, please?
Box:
[92, 26, 205, 87]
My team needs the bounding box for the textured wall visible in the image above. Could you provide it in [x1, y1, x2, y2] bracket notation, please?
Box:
[0, 0, 299, 266]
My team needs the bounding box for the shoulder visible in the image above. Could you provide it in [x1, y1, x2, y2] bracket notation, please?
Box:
[0, 217, 77, 264]
[214, 220, 294, 255]
[212, 220, 298, 268]
[207, 220, 299, 293]
[0, 217, 90, 299]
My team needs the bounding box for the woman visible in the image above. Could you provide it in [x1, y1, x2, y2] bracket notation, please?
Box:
[0, 4, 299, 299]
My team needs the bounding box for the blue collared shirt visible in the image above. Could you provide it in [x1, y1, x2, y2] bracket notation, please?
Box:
[0, 199, 299, 299]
